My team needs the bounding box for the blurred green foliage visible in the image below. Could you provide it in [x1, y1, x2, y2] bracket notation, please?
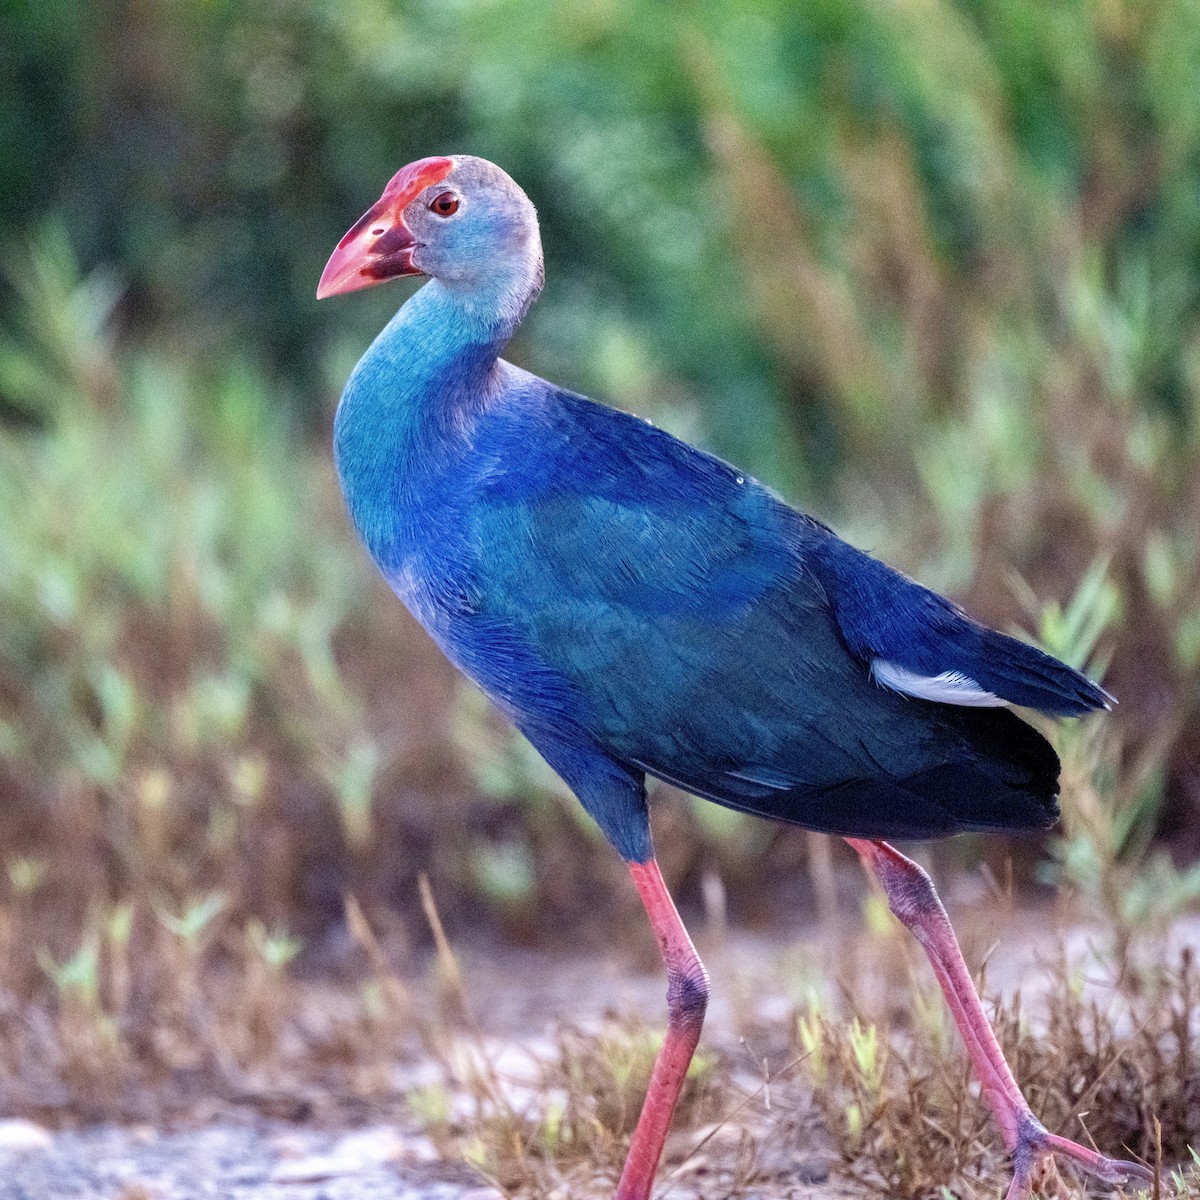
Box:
[6, 2, 1195, 479]
[1, 0, 1199, 946]
[0, 231, 379, 925]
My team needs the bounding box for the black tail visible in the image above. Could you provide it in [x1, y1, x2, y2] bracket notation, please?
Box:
[667, 706, 1062, 843]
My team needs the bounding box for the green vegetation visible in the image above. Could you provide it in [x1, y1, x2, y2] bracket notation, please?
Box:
[1, 0, 1199, 1188]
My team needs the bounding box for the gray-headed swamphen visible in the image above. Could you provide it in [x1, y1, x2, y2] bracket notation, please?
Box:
[317, 155, 1151, 1200]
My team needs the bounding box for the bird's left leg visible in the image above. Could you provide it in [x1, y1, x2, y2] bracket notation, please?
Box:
[845, 838, 1152, 1199]
[615, 857, 710, 1200]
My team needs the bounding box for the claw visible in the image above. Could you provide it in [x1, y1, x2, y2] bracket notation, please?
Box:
[1005, 1124, 1155, 1198]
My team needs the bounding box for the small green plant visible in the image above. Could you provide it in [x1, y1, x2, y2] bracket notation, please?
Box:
[154, 892, 227, 944]
[247, 921, 304, 974]
[38, 936, 102, 1011]
[37, 922, 122, 1087]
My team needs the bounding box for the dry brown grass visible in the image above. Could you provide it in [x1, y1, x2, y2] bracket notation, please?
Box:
[402, 885, 1199, 1200]
[785, 936, 1200, 1199]
[417, 1017, 724, 1198]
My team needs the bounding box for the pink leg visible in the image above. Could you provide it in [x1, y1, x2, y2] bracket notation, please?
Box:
[846, 838, 1153, 1199]
[615, 858, 709, 1200]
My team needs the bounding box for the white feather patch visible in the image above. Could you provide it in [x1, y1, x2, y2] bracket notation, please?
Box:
[726, 766, 794, 791]
[871, 660, 1006, 707]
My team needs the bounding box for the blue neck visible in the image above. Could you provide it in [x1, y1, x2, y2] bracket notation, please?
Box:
[334, 280, 518, 568]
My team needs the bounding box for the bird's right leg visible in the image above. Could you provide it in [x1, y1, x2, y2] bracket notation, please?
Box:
[845, 837, 1153, 1199]
[615, 857, 710, 1200]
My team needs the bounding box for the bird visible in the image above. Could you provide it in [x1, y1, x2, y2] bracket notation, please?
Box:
[317, 154, 1152, 1200]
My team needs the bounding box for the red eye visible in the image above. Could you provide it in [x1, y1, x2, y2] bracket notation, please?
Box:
[430, 191, 459, 217]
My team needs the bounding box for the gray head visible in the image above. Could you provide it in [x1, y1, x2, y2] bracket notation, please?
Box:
[317, 155, 543, 318]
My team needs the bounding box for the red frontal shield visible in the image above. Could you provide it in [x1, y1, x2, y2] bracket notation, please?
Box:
[317, 156, 456, 298]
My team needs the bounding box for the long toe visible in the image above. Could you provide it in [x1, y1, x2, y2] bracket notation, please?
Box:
[1004, 1127, 1155, 1198]
[1041, 1131, 1155, 1188]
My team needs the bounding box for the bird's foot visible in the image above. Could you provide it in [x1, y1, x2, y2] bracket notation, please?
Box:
[1004, 1113, 1154, 1199]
